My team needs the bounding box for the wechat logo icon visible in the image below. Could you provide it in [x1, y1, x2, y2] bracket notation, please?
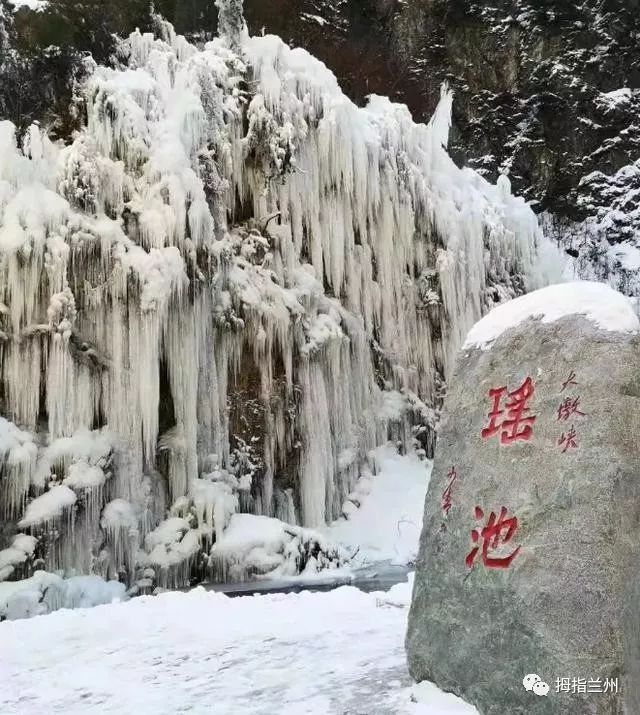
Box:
[523, 673, 550, 696]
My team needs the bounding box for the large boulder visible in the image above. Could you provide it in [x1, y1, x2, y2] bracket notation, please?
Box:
[406, 281, 640, 714]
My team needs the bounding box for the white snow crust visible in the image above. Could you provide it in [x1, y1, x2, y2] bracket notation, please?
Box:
[464, 280, 640, 350]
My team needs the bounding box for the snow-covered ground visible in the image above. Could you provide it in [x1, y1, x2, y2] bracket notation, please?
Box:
[0, 576, 477, 715]
[324, 447, 431, 567]
[0, 448, 478, 714]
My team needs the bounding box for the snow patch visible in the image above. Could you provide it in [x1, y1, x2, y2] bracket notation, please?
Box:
[301, 13, 328, 27]
[597, 88, 633, 110]
[408, 681, 479, 714]
[18, 485, 77, 528]
[609, 242, 640, 272]
[8, 0, 48, 12]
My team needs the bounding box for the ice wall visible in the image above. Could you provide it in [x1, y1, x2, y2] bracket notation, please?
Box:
[0, 11, 554, 588]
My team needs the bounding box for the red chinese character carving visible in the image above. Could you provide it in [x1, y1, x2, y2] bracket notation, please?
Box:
[441, 466, 457, 516]
[465, 506, 522, 569]
[561, 370, 578, 392]
[481, 377, 536, 445]
[558, 425, 578, 452]
[557, 396, 586, 422]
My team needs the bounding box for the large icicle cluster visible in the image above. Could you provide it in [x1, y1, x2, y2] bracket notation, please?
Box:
[0, 12, 554, 589]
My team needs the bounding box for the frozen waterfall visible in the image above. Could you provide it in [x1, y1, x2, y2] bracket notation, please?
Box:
[0, 10, 555, 589]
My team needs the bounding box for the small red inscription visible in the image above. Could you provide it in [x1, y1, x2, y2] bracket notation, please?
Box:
[465, 506, 522, 569]
[481, 377, 536, 445]
[556, 372, 586, 452]
[441, 466, 457, 516]
[557, 396, 586, 422]
[558, 426, 579, 453]
[561, 370, 578, 393]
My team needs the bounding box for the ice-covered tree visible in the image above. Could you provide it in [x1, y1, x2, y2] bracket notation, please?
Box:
[215, 0, 246, 50]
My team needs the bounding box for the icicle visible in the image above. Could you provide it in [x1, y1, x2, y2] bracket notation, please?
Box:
[0, 418, 38, 520]
[100, 499, 139, 579]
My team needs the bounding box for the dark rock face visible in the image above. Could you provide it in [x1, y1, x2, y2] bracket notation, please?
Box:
[242, 0, 640, 293]
[406, 297, 640, 714]
[237, 0, 640, 238]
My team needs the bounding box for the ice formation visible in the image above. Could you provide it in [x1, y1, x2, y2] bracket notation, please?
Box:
[0, 3, 555, 589]
[0, 570, 126, 620]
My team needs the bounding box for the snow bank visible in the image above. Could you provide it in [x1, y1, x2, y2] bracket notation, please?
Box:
[464, 281, 640, 351]
[324, 447, 431, 566]
[0, 571, 127, 621]
[211, 513, 347, 582]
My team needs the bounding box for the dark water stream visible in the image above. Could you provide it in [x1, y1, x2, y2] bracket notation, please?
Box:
[197, 562, 411, 598]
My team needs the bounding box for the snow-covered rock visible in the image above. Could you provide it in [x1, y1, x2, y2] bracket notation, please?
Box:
[210, 513, 347, 582]
[408, 282, 640, 715]
[0, 533, 37, 581]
